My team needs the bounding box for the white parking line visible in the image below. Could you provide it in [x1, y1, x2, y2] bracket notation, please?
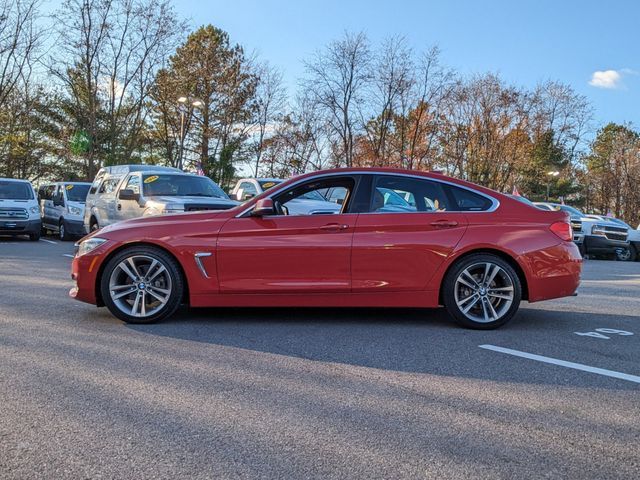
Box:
[62, 254, 75, 258]
[479, 344, 640, 384]
[39, 239, 58, 245]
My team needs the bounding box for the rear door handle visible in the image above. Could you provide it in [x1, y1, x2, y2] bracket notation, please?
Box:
[319, 223, 349, 232]
[117, 204, 122, 211]
[430, 219, 458, 228]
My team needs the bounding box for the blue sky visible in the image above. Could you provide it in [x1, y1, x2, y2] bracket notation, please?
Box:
[174, 0, 640, 132]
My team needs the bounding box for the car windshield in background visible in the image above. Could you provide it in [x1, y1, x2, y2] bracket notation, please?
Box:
[258, 180, 282, 190]
[142, 175, 228, 199]
[65, 184, 91, 202]
[0, 181, 33, 200]
[559, 205, 585, 217]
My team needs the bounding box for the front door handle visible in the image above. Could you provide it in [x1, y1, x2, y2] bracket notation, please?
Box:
[117, 203, 122, 211]
[430, 219, 458, 228]
[319, 223, 349, 232]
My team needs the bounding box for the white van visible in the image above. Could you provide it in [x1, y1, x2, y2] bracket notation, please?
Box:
[0, 178, 41, 241]
[38, 182, 92, 240]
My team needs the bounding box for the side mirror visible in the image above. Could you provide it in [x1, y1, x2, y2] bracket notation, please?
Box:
[235, 188, 244, 201]
[242, 193, 255, 201]
[118, 189, 139, 201]
[251, 198, 274, 217]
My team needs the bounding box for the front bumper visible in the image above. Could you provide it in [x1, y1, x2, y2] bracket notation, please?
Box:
[64, 219, 87, 236]
[584, 235, 629, 255]
[518, 241, 582, 302]
[70, 243, 111, 306]
[0, 219, 41, 236]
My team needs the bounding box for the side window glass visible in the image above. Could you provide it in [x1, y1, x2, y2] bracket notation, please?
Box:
[99, 178, 120, 194]
[125, 175, 140, 195]
[370, 176, 449, 213]
[273, 178, 355, 216]
[89, 173, 104, 194]
[446, 185, 493, 212]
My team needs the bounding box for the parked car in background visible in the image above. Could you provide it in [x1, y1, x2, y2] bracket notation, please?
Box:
[0, 178, 41, 241]
[231, 177, 341, 215]
[71, 168, 582, 330]
[39, 182, 91, 240]
[585, 215, 639, 261]
[84, 165, 239, 232]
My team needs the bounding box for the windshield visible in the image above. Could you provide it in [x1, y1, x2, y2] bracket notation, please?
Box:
[258, 180, 282, 190]
[0, 180, 33, 200]
[559, 205, 585, 217]
[65, 184, 91, 202]
[142, 174, 229, 199]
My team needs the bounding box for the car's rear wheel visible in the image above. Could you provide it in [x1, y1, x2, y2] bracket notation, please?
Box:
[100, 246, 184, 324]
[443, 254, 522, 329]
[29, 232, 40, 241]
[616, 245, 636, 262]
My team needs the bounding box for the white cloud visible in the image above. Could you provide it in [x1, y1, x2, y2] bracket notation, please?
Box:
[589, 69, 623, 89]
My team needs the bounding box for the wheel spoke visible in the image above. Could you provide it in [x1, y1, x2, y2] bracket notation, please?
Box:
[461, 296, 480, 313]
[146, 288, 169, 304]
[147, 263, 166, 282]
[457, 293, 477, 308]
[118, 262, 138, 281]
[485, 298, 499, 319]
[490, 286, 513, 292]
[487, 292, 512, 301]
[131, 291, 142, 316]
[485, 264, 500, 286]
[112, 287, 137, 300]
[127, 258, 142, 278]
[112, 284, 134, 291]
[481, 299, 490, 322]
[140, 292, 146, 316]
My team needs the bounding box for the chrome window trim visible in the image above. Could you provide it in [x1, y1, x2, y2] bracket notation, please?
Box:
[235, 171, 500, 218]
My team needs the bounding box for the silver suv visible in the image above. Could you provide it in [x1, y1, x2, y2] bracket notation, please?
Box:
[84, 165, 238, 232]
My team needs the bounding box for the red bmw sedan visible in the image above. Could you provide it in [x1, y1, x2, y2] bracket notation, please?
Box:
[70, 168, 582, 329]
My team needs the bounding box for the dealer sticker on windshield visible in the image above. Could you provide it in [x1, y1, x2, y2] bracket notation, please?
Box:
[65, 184, 74, 190]
[144, 175, 159, 184]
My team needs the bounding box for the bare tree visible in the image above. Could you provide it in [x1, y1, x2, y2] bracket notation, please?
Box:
[303, 31, 371, 167]
[250, 61, 286, 176]
[0, 0, 42, 109]
[51, 0, 182, 178]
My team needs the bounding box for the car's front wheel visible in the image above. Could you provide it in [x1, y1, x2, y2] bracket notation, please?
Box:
[100, 246, 184, 324]
[616, 245, 636, 262]
[443, 253, 522, 329]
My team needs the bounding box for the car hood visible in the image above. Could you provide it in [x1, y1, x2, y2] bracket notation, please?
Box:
[92, 210, 228, 237]
[145, 195, 238, 206]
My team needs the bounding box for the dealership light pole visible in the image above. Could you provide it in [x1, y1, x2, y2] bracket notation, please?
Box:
[546, 170, 560, 201]
[177, 97, 203, 171]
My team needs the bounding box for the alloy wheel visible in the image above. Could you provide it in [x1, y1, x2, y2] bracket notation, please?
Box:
[453, 262, 515, 323]
[108, 255, 172, 318]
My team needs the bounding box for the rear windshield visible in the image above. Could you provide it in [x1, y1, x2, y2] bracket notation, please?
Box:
[142, 174, 229, 199]
[0, 181, 33, 200]
[65, 184, 91, 202]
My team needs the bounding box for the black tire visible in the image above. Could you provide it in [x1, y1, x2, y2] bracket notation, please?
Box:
[29, 232, 40, 241]
[632, 245, 638, 262]
[616, 245, 636, 262]
[59, 219, 71, 241]
[100, 245, 184, 324]
[442, 253, 522, 330]
[90, 217, 99, 232]
[578, 243, 586, 258]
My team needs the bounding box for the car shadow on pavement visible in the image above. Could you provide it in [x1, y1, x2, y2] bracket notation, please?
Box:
[126, 306, 640, 390]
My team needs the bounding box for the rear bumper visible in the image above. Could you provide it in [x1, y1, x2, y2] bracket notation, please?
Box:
[584, 235, 629, 255]
[0, 219, 41, 236]
[518, 242, 582, 302]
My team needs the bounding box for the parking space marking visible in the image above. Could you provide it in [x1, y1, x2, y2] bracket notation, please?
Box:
[39, 239, 58, 245]
[479, 344, 640, 384]
[62, 254, 75, 258]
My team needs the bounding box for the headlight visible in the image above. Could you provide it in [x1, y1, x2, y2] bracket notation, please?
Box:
[591, 224, 606, 236]
[68, 206, 82, 215]
[76, 237, 107, 256]
[29, 206, 39, 215]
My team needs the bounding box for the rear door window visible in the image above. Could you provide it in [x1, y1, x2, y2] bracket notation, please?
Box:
[444, 185, 494, 211]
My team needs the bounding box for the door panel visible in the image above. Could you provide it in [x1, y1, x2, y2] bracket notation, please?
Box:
[351, 212, 468, 291]
[217, 214, 357, 293]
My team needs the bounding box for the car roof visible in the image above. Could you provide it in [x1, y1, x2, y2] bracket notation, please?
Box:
[99, 165, 182, 175]
[0, 177, 31, 183]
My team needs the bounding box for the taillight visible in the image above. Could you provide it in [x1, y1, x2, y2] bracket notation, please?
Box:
[550, 221, 573, 241]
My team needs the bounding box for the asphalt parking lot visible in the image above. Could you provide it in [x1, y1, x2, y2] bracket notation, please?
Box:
[1, 237, 638, 479]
